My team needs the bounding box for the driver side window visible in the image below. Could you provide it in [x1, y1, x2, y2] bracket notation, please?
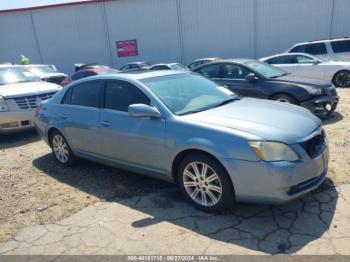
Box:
[297, 55, 315, 64]
[223, 64, 250, 79]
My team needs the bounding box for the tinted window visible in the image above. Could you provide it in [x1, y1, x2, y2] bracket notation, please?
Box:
[331, 40, 350, 53]
[223, 64, 251, 79]
[196, 64, 221, 78]
[272, 56, 297, 64]
[71, 71, 86, 81]
[290, 45, 306, 53]
[105, 80, 150, 112]
[70, 80, 102, 108]
[304, 43, 327, 55]
[151, 65, 169, 70]
[188, 61, 201, 70]
[296, 55, 315, 63]
[61, 87, 72, 104]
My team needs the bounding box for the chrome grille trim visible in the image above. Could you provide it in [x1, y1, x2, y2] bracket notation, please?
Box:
[13, 92, 56, 110]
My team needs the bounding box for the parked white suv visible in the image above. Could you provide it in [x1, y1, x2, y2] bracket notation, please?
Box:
[286, 37, 350, 61]
[0, 65, 61, 134]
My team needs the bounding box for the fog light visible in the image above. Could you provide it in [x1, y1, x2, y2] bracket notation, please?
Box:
[325, 104, 332, 111]
[1, 122, 19, 128]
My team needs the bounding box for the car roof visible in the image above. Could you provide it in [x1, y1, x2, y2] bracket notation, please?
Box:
[260, 53, 316, 60]
[292, 37, 350, 46]
[94, 70, 187, 81]
[212, 58, 257, 64]
[0, 65, 24, 68]
[194, 57, 220, 61]
[151, 63, 180, 67]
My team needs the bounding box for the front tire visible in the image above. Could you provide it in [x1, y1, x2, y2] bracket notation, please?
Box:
[271, 94, 298, 104]
[332, 70, 350, 88]
[50, 130, 75, 166]
[177, 154, 235, 212]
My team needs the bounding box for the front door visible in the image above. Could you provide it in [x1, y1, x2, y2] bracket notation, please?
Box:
[99, 80, 166, 171]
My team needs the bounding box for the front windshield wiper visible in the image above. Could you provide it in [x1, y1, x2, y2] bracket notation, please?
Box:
[213, 97, 240, 108]
[177, 97, 240, 116]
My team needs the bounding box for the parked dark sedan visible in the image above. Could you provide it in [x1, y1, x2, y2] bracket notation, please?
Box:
[194, 59, 339, 117]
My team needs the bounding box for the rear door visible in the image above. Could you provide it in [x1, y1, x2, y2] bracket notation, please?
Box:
[59, 80, 103, 155]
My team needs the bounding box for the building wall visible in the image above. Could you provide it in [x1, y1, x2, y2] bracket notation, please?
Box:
[0, 0, 349, 74]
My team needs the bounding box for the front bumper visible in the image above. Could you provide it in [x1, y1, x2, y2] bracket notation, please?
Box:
[219, 139, 329, 204]
[0, 111, 35, 134]
[301, 95, 339, 118]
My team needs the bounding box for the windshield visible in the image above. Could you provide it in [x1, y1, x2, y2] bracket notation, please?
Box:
[245, 60, 288, 78]
[28, 66, 58, 76]
[0, 67, 40, 85]
[142, 73, 239, 115]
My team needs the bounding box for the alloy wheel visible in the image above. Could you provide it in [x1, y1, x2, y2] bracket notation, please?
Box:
[182, 161, 223, 207]
[335, 71, 350, 87]
[52, 134, 69, 164]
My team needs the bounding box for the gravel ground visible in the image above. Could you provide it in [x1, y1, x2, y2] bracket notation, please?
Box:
[0, 89, 349, 242]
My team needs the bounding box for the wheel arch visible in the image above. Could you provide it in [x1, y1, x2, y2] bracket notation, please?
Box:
[332, 69, 350, 86]
[269, 92, 300, 105]
[171, 149, 234, 188]
[47, 127, 64, 148]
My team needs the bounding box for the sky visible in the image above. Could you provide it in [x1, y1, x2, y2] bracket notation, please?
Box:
[0, 0, 93, 11]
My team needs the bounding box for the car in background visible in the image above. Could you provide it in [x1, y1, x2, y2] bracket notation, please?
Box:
[24, 64, 67, 85]
[35, 70, 329, 211]
[188, 57, 221, 70]
[149, 63, 188, 71]
[193, 59, 339, 118]
[286, 37, 350, 61]
[61, 68, 119, 86]
[120, 62, 151, 71]
[0, 65, 61, 133]
[74, 63, 111, 72]
[260, 53, 350, 88]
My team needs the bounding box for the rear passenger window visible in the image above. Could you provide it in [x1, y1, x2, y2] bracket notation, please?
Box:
[290, 45, 306, 53]
[304, 43, 327, 55]
[331, 40, 350, 53]
[196, 64, 222, 78]
[105, 80, 150, 112]
[272, 56, 298, 64]
[69, 81, 102, 108]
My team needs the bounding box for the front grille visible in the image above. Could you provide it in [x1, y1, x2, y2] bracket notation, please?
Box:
[300, 130, 326, 158]
[13, 92, 56, 110]
[45, 76, 65, 84]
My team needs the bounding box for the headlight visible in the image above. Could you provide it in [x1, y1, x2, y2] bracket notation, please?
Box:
[248, 141, 299, 162]
[0, 96, 9, 112]
[309, 88, 323, 95]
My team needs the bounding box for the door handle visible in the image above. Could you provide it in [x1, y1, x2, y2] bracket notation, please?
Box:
[59, 113, 67, 120]
[100, 120, 111, 127]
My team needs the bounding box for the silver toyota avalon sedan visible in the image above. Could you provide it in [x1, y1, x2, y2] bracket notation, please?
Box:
[35, 71, 329, 212]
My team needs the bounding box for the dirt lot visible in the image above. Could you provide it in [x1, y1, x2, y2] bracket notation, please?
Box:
[1, 89, 350, 242]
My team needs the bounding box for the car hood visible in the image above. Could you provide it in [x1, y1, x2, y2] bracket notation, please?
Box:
[0, 81, 61, 98]
[271, 75, 332, 88]
[181, 98, 321, 144]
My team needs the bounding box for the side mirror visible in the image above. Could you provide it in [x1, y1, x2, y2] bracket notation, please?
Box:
[311, 60, 320, 65]
[128, 104, 161, 119]
[245, 73, 258, 82]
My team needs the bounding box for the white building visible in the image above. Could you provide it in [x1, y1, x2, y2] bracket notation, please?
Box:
[0, 0, 349, 73]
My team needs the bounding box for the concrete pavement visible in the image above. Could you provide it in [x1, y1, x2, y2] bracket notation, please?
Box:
[1, 179, 350, 255]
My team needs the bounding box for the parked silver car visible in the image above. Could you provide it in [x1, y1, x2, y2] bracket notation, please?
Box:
[35, 71, 329, 211]
[0, 65, 61, 134]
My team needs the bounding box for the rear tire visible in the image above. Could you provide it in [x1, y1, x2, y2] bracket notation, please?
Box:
[177, 153, 235, 212]
[271, 94, 298, 105]
[50, 130, 75, 166]
[332, 70, 350, 88]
